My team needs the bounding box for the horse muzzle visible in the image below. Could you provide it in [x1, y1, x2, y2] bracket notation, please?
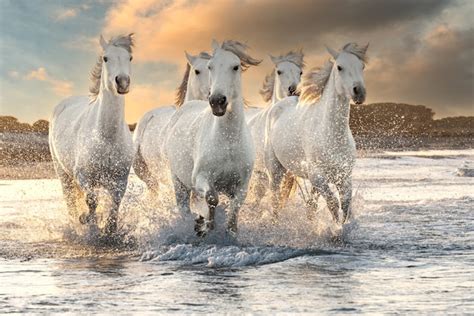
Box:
[288, 84, 299, 97]
[115, 75, 130, 95]
[351, 85, 366, 105]
[209, 94, 228, 117]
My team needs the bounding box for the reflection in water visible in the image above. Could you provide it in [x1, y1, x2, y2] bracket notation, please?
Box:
[0, 150, 473, 313]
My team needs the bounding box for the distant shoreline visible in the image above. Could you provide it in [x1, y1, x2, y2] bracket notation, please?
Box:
[1, 132, 472, 180]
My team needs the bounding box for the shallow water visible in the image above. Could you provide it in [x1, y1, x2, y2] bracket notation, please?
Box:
[1, 150, 473, 314]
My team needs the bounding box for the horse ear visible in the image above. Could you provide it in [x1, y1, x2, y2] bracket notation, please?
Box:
[325, 45, 339, 60]
[362, 42, 370, 54]
[185, 51, 196, 65]
[99, 34, 107, 50]
[211, 39, 220, 52]
[269, 54, 279, 65]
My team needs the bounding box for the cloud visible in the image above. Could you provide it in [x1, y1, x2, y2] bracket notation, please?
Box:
[63, 35, 99, 53]
[125, 83, 177, 123]
[25, 67, 73, 97]
[8, 71, 20, 79]
[102, 0, 450, 63]
[55, 3, 91, 21]
[365, 24, 474, 117]
[26, 67, 48, 81]
[55, 8, 78, 21]
[98, 0, 472, 118]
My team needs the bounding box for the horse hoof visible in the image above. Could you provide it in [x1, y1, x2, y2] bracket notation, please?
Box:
[226, 227, 238, 238]
[105, 222, 118, 237]
[79, 213, 95, 225]
[194, 216, 214, 238]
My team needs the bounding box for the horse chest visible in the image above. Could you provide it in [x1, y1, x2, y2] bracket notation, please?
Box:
[77, 134, 133, 174]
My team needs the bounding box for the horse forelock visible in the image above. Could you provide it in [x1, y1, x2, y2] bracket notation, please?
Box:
[220, 40, 262, 71]
[342, 42, 369, 64]
[274, 50, 305, 69]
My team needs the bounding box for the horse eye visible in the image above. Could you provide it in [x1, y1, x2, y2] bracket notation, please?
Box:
[233, 65, 239, 71]
[300, 71, 303, 76]
[277, 70, 282, 75]
[195, 69, 200, 75]
[337, 65, 343, 71]
[130, 56, 133, 61]
[208, 65, 212, 70]
[103, 56, 108, 62]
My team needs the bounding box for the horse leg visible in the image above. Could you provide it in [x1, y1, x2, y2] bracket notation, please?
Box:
[105, 179, 128, 236]
[226, 182, 249, 237]
[193, 174, 217, 237]
[279, 172, 296, 208]
[79, 190, 98, 225]
[172, 175, 191, 215]
[75, 171, 98, 226]
[336, 177, 352, 224]
[249, 171, 268, 209]
[266, 154, 286, 218]
[57, 170, 81, 217]
[310, 174, 340, 223]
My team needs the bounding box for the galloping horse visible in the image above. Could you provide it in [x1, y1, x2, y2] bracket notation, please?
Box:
[163, 40, 261, 237]
[49, 34, 134, 235]
[264, 43, 368, 223]
[247, 51, 304, 208]
[133, 51, 211, 194]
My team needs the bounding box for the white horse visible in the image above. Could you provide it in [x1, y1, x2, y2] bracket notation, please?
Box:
[133, 51, 211, 193]
[247, 50, 304, 208]
[49, 34, 134, 236]
[163, 40, 261, 237]
[265, 43, 368, 223]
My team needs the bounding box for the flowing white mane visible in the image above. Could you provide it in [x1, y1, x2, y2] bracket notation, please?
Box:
[220, 40, 262, 71]
[260, 50, 305, 102]
[298, 43, 368, 104]
[175, 51, 211, 107]
[89, 34, 134, 101]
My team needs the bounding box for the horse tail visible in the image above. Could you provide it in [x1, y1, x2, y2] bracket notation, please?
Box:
[279, 173, 297, 207]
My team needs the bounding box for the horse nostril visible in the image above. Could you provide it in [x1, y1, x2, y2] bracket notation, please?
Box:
[353, 86, 359, 95]
[115, 76, 120, 85]
[220, 95, 227, 105]
[289, 85, 296, 94]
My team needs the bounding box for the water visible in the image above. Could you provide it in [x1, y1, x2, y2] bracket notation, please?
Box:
[1, 150, 473, 314]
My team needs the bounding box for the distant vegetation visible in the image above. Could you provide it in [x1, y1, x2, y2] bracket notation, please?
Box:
[350, 103, 473, 137]
[0, 102, 472, 165]
[0, 116, 50, 134]
[0, 116, 137, 134]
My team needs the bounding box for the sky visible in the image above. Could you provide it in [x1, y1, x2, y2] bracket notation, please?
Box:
[0, 0, 472, 123]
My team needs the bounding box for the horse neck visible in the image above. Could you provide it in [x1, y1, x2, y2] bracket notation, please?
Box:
[308, 70, 351, 137]
[184, 78, 198, 102]
[216, 95, 245, 132]
[271, 74, 280, 104]
[94, 87, 126, 139]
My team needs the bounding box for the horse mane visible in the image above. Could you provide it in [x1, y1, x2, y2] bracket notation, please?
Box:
[89, 34, 134, 101]
[298, 60, 334, 104]
[175, 52, 211, 107]
[259, 69, 275, 102]
[298, 43, 368, 104]
[220, 40, 262, 71]
[259, 50, 305, 102]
